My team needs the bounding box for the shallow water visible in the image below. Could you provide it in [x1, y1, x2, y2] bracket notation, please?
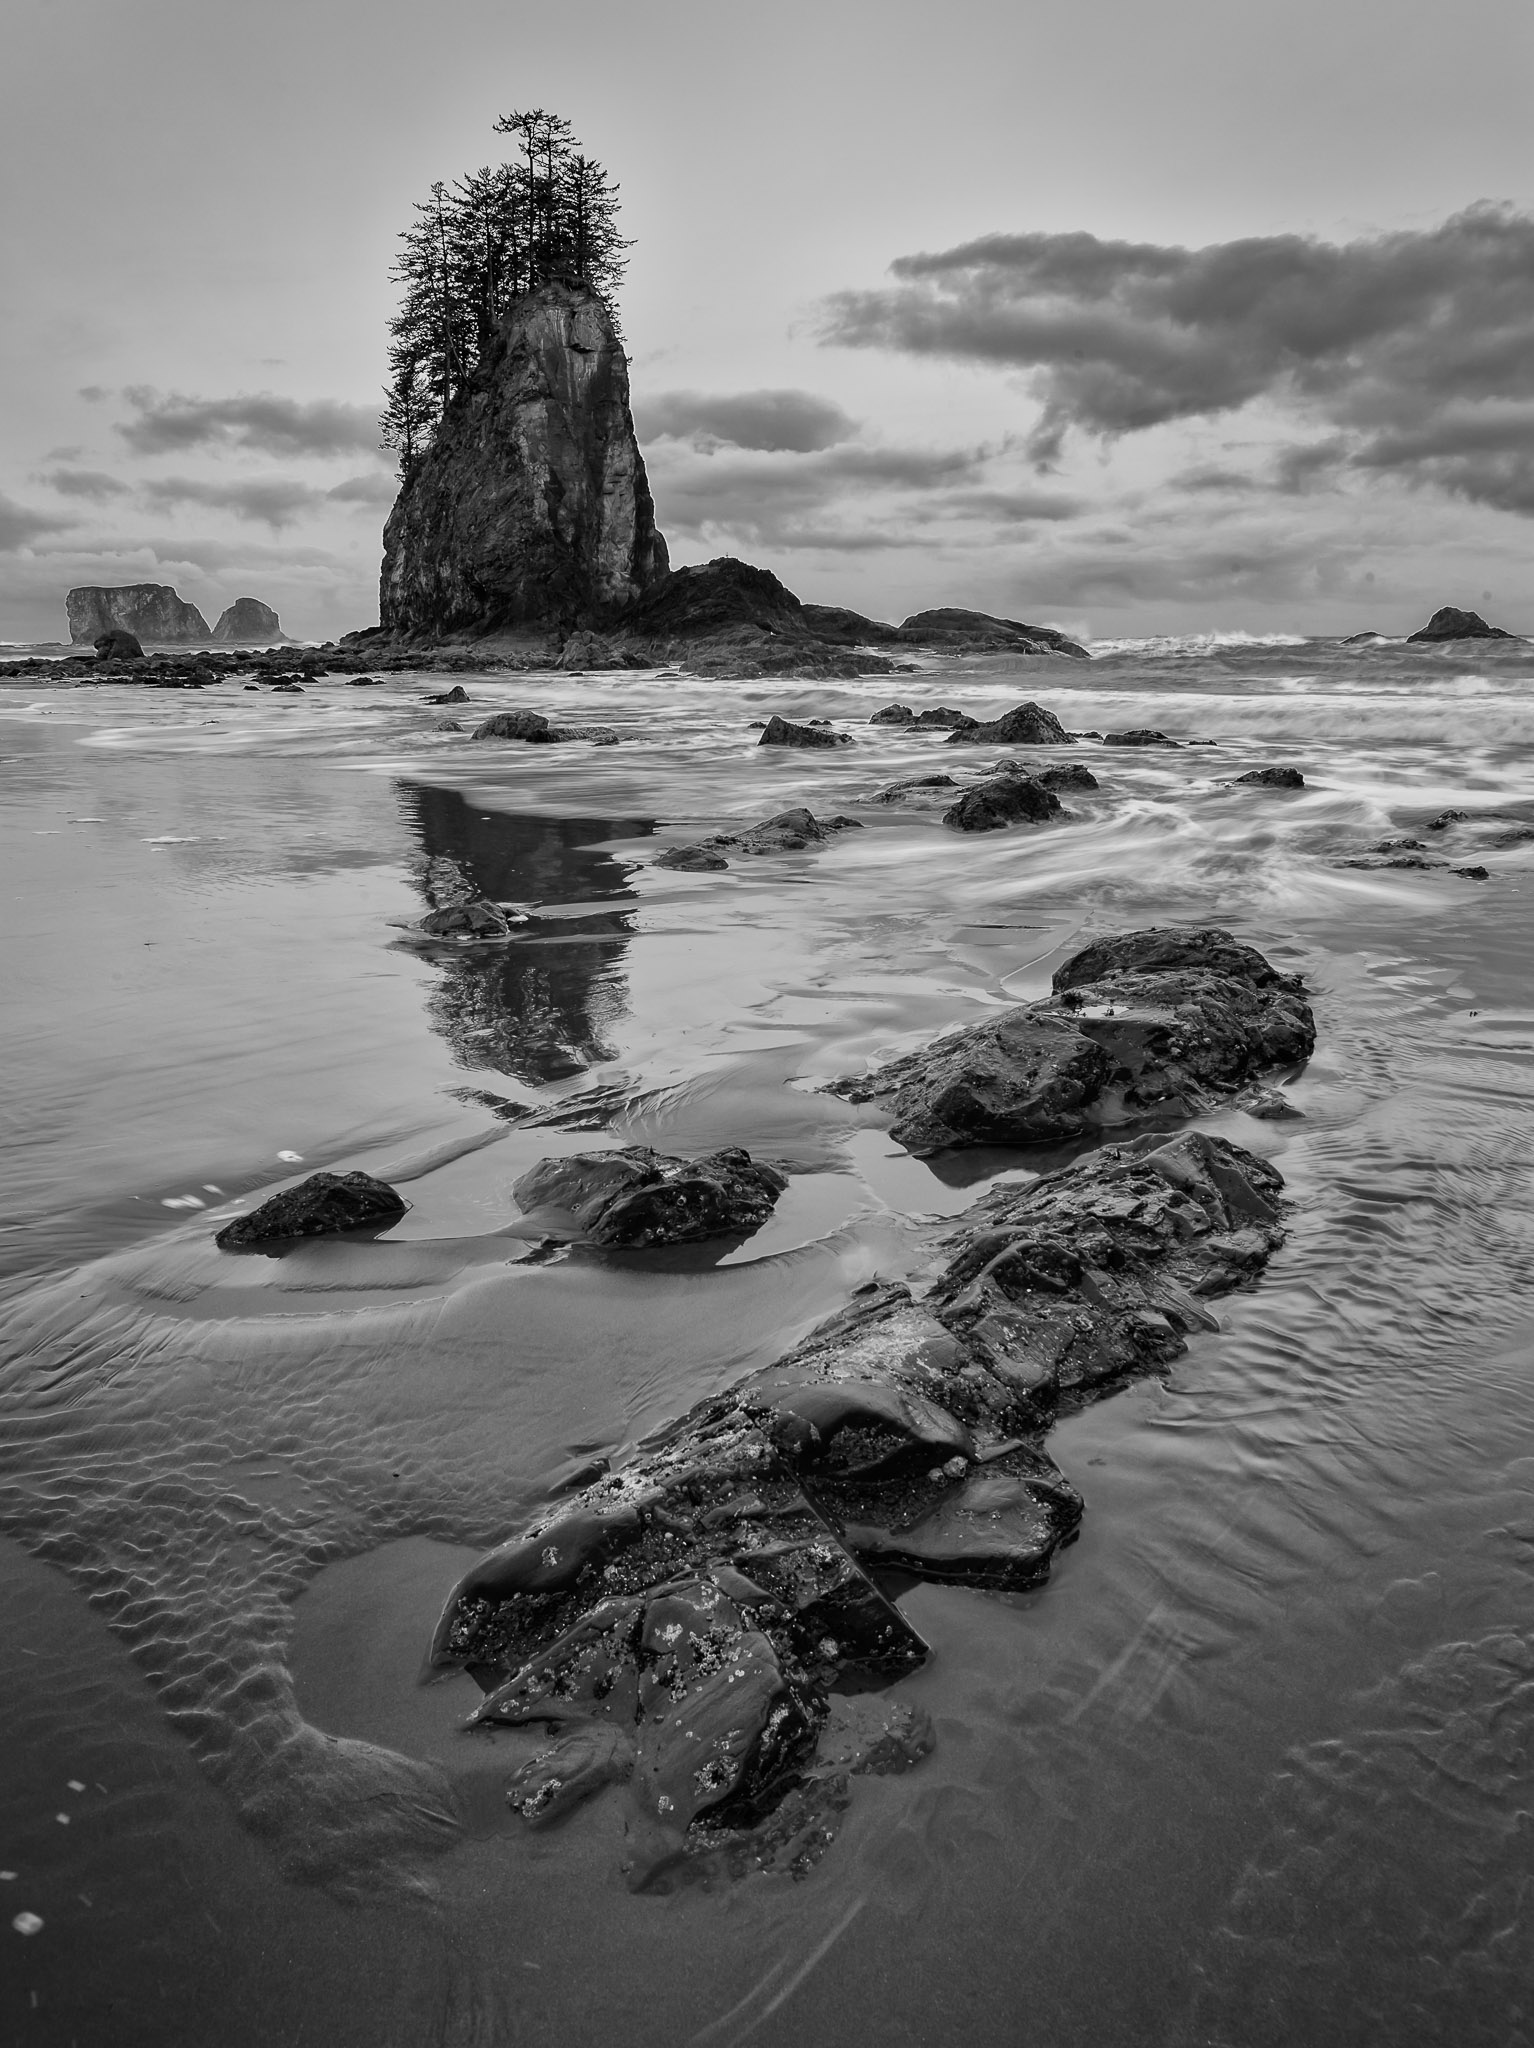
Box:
[2, 639, 1533, 2045]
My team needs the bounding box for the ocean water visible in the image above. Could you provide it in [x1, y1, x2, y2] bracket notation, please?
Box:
[2, 637, 1533, 2045]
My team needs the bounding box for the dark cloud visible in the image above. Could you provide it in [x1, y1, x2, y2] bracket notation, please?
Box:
[0, 492, 76, 551]
[115, 387, 384, 459]
[636, 388, 858, 453]
[39, 467, 132, 500]
[141, 475, 327, 529]
[821, 204, 1534, 513]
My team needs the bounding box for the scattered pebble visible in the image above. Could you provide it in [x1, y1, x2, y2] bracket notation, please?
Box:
[12, 1912, 42, 1937]
[67, 1781, 84, 1793]
[160, 1195, 206, 1210]
[55, 1813, 69, 1825]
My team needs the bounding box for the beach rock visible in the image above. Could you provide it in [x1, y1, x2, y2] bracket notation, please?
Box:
[67, 583, 210, 645]
[416, 897, 516, 941]
[655, 807, 861, 869]
[380, 281, 669, 637]
[471, 710, 618, 744]
[869, 702, 976, 729]
[897, 609, 1090, 659]
[944, 702, 1073, 747]
[1103, 729, 1178, 747]
[870, 702, 916, 724]
[426, 684, 469, 705]
[1406, 607, 1516, 643]
[1234, 767, 1304, 788]
[869, 774, 959, 805]
[1426, 809, 1470, 830]
[428, 1124, 1285, 1879]
[214, 1170, 406, 1250]
[830, 924, 1313, 1154]
[211, 598, 286, 643]
[93, 628, 144, 660]
[512, 1145, 787, 1247]
[942, 774, 1064, 832]
[758, 714, 852, 748]
[1035, 762, 1099, 792]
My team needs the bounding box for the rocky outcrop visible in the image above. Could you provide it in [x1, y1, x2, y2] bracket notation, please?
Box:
[654, 807, 861, 871]
[945, 701, 1073, 747]
[471, 710, 618, 745]
[67, 584, 210, 644]
[512, 1146, 787, 1247]
[898, 609, 1089, 658]
[1104, 728, 1178, 747]
[94, 628, 144, 660]
[942, 772, 1063, 832]
[215, 1170, 406, 1250]
[830, 926, 1313, 1154]
[210, 598, 287, 643]
[869, 703, 976, 729]
[1407, 607, 1517, 643]
[380, 282, 669, 638]
[759, 714, 852, 749]
[428, 1120, 1287, 1882]
[1235, 767, 1304, 788]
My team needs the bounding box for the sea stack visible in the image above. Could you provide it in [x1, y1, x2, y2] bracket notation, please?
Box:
[211, 597, 287, 642]
[379, 280, 669, 639]
[66, 583, 211, 644]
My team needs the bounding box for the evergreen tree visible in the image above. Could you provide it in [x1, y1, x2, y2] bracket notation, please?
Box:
[382, 113, 631, 470]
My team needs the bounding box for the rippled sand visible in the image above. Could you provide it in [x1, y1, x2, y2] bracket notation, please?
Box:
[3, 641, 1533, 2044]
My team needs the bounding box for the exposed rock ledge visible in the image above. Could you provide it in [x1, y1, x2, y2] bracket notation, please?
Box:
[425, 926, 1303, 1886]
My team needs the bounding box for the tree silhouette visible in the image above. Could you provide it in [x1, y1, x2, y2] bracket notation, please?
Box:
[382, 113, 630, 470]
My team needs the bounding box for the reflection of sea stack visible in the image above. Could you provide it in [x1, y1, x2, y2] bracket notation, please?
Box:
[66, 583, 210, 644]
[211, 598, 288, 643]
[380, 281, 669, 638]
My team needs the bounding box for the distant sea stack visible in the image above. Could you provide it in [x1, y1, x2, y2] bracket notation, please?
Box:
[1406, 606, 1517, 643]
[67, 584, 210, 645]
[211, 598, 287, 643]
[379, 280, 669, 639]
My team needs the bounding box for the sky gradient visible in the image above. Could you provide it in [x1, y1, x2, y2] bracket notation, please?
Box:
[5, 0, 1534, 642]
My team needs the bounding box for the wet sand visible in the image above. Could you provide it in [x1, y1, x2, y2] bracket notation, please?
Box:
[3, 643, 1534, 2044]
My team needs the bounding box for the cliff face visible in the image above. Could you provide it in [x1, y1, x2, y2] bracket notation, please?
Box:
[379, 282, 669, 638]
[67, 584, 210, 644]
[211, 598, 287, 642]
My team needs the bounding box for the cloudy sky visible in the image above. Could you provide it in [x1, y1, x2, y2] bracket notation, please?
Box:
[5, 0, 1534, 642]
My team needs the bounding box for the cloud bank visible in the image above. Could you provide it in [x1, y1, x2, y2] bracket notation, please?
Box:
[821, 204, 1534, 511]
[112, 387, 385, 460]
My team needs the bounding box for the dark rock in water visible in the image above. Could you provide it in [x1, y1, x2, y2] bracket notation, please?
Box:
[624, 557, 803, 641]
[215, 1170, 406, 1250]
[1427, 809, 1470, 830]
[942, 774, 1064, 832]
[270, 681, 304, 694]
[869, 702, 976, 729]
[380, 281, 669, 637]
[897, 609, 1090, 659]
[1406, 607, 1516, 643]
[1373, 837, 1429, 852]
[426, 684, 469, 705]
[513, 1145, 786, 1247]
[869, 774, 958, 805]
[68, 583, 210, 645]
[655, 807, 861, 869]
[1035, 761, 1099, 792]
[429, 1124, 1285, 1880]
[1234, 767, 1305, 788]
[830, 924, 1313, 1154]
[93, 628, 144, 660]
[211, 598, 286, 643]
[1454, 864, 1490, 880]
[759, 714, 852, 748]
[472, 709, 618, 745]
[1341, 630, 1387, 644]
[1103, 728, 1178, 747]
[945, 701, 1073, 747]
[415, 897, 516, 941]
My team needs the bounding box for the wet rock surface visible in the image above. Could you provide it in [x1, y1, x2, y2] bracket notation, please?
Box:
[1235, 767, 1305, 788]
[214, 1170, 407, 1250]
[471, 709, 619, 745]
[512, 1145, 787, 1247]
[654, 807, 861, 870]
[430, 1121, 1286, 1883]
[869, 703, 977, 729]
[758, 714, 853, 748]
[1104, 728, 1179, 747]
[831, 925, 1313, 1155]
[945, 701, 1073, 747]
[94, 628, 144, 660]
[942, 773, 1065, 832]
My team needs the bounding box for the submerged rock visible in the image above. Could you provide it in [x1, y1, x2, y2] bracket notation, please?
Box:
[429, 1124, 1286, 1880]
[1234, 767, 1304, 788]
[1103, 728, 1179, 747]
[654, 806, 861, 870]
[942, 773, 1064, 832]
[214, 1170, 406, 1250]
[471, 709, 618, 745]
[1406, 607, 1516, 643]
[945, 702, 1072, 747]
[830, 924, 1312, 1154]
[869, 774, 959, 805]
[869, 703, 977, 729]
[758, 714, 853, 748]
[512, 1145, 787, 1247]
[426, 684, 469, 705]
[414, 897, 517, 941]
